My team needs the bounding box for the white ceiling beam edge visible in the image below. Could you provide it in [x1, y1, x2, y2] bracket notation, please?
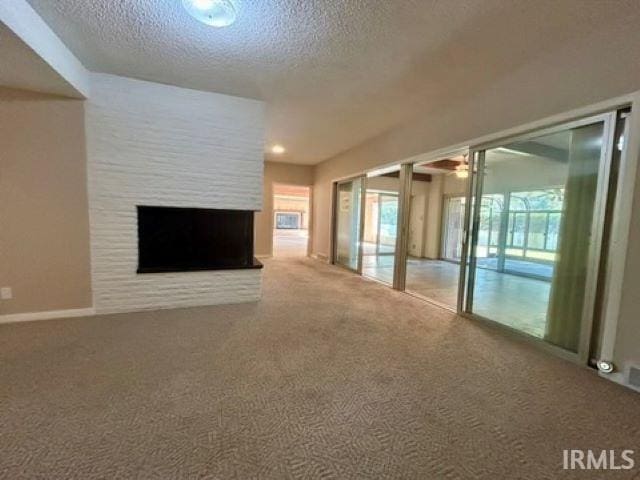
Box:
[0, 0, 90, 98]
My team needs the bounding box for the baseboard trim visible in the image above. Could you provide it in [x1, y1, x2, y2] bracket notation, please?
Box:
[310, 253, 329, 262]
[0, 307, 96, 324]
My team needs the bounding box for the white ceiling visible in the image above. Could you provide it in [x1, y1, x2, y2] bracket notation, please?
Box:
[23, 0, 640, 165]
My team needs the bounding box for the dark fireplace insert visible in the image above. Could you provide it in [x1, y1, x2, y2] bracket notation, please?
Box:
[137, 205, 262, 273]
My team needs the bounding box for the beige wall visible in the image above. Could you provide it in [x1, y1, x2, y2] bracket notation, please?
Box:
[423, 176, 444, 259]
[407, 175, 447, 259]
[0, 88, 92, 315]
[443, 174, 467, 196]
[408, 188, 427, 257]
[256, 161, 314, 257]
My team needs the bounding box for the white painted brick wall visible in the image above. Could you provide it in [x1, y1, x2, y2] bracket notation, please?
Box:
[86, 73, 265, 314]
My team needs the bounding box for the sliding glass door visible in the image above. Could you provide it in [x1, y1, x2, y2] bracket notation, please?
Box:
[403, 156, 469, 308]
[330, 109, 624, 365]
[334, 177, 364, 271]
[465, 113, 616, 356]
[362, 170, 400, 284]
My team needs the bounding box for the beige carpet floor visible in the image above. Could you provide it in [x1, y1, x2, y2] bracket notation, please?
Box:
[1, 257, 639, 479]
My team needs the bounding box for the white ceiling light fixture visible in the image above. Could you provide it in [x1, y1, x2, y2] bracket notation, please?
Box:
[271, 145, 286, 155]
[182, 0, 237, 28]
[455, 166, 468, 179]
[455, 156, 469, 179]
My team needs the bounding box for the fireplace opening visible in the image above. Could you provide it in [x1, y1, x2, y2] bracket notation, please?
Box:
[137, 206, 262, 273]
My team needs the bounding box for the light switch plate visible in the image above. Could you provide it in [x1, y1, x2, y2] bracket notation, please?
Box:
[1, 287, 12, 300]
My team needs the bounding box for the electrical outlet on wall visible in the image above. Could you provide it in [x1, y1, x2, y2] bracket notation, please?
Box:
[1, 287, 12, 300]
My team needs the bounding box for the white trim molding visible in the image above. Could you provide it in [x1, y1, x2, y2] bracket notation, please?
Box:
[0, 308, 96, 324]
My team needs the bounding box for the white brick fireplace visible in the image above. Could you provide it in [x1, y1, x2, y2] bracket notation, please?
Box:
[85, 73, 265, 314]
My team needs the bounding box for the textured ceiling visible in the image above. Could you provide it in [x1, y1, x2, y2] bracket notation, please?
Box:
[24, 0, 640, 165]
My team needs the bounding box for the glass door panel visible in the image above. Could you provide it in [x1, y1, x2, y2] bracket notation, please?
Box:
[467, 117, 613, 353]
[475, 194, 504, 271]
[335, 178, 363, 271]
[362, 172, 400, 284]
[404, 156, 469, 309]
